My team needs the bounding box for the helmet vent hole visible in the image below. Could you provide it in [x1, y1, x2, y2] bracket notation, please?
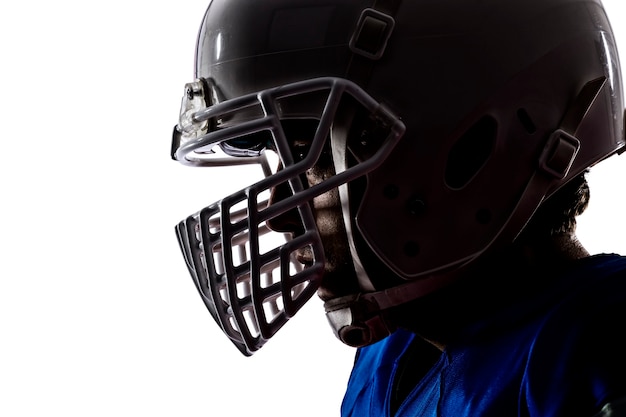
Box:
[517, 108, 537, 134]
[445, 115, 497, 189]
[404, 241, 420, 257]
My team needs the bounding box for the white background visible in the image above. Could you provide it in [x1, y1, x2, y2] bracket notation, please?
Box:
[0, 1, 624, 416]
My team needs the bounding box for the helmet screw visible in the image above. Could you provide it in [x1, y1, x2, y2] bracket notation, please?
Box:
[383, 184, 399, 200]
[407, 196, 426, 216]
[186, 81, 203, 100]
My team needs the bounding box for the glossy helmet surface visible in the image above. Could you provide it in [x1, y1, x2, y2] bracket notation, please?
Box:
[172, 0, 625, 355]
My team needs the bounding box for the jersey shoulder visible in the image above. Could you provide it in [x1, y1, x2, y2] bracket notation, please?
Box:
[523, 254, 626, 416]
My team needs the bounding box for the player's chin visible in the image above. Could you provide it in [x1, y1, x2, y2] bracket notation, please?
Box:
[316, 259, 361, 302]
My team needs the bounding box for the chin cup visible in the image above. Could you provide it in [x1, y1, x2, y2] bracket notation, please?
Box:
[324, 294, 396, 347]
[323, 270, 465, 347]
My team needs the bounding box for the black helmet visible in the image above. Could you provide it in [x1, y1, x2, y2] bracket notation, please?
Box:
[172, 0, 625, 355]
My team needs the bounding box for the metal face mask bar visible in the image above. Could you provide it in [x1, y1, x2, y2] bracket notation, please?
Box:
[171, 77, 405, 355]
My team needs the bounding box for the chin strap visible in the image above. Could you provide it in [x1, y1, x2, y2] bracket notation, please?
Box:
[324, 271, 461, 347]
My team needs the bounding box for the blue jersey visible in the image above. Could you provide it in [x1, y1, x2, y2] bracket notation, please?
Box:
[341, 254, 626, 417]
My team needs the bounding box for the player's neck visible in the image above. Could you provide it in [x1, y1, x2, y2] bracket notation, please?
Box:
[393, 232, 590, 349]
[515, 232, 590, 271]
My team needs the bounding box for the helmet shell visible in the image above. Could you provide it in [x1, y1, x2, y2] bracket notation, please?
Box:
[193, 0, 624, 278]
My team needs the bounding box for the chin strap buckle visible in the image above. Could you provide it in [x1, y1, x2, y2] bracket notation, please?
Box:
[324, 294, 394, 347]
[539, 129, 580, 179]
[349, 8, 395, 60]
[539, 76, 608, 179]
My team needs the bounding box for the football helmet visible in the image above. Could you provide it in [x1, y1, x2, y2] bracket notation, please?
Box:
[172, 0, 625, 355]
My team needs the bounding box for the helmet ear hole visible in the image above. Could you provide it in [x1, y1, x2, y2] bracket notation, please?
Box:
[445, 115, 497, 189]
